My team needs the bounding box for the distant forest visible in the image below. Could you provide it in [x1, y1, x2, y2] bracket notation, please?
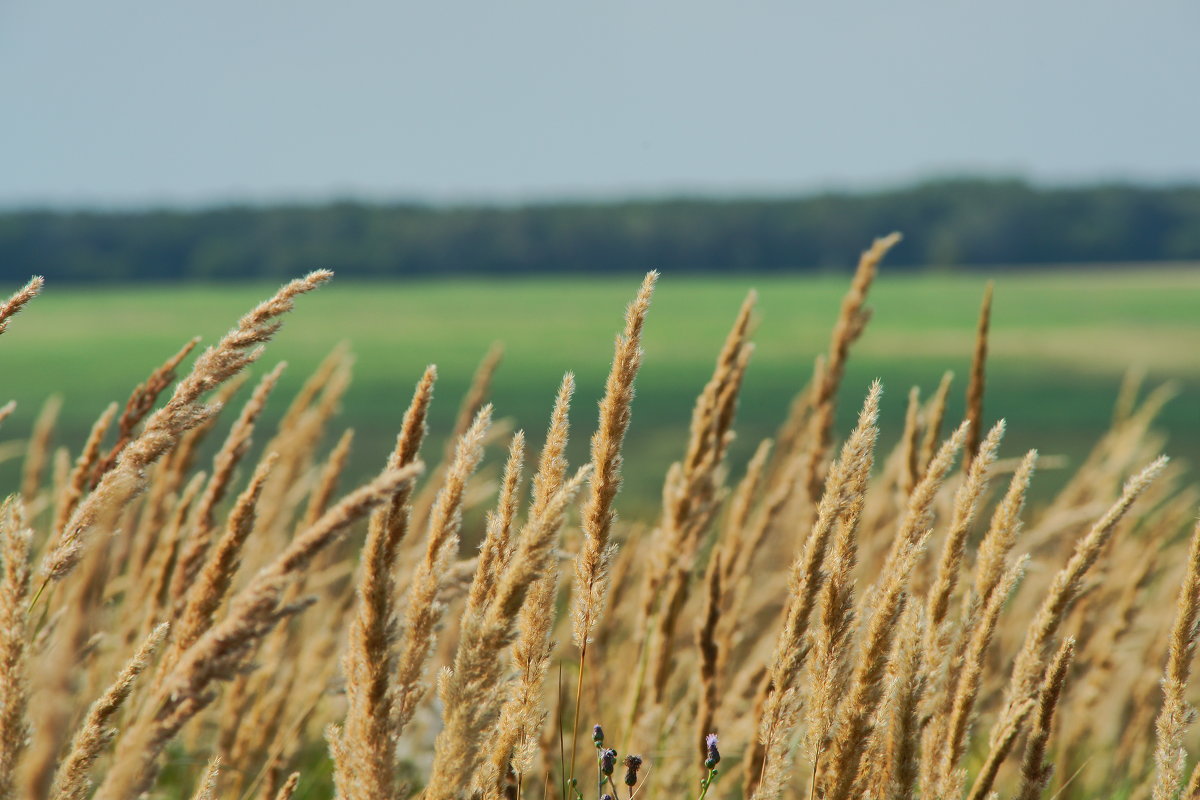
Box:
[3, 178, 1200, 281]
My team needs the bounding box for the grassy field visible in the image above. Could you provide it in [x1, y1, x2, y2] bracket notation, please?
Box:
[0, 267, 1196, 509]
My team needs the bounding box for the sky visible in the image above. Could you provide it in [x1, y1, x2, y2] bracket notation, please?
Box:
[3, 0, 1200, 208]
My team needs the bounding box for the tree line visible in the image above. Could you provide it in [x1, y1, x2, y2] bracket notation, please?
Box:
[2, 178, 1199, 281]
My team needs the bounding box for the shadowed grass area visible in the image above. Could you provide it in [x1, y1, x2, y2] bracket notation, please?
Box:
[0, 267, 1195, 509]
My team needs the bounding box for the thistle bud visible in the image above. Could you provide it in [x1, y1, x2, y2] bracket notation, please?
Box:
[593, 724, 605, 745]
[601, 748, 617, 776]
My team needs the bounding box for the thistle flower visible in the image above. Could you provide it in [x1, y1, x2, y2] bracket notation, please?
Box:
[705, 733, 721, 770]
[593, 724, 605, 746]
[623, 755, 644, 787]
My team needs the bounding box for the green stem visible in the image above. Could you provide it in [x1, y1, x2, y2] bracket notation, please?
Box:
[596, 745, 604, 800]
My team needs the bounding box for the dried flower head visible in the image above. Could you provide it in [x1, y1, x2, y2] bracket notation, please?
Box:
[623, 754, 644, 787]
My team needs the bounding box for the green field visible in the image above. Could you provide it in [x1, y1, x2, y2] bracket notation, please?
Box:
[0, 268, 1196, 509]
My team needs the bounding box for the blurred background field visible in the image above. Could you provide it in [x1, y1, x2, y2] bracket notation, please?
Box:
[7, 2, 1200, 513]
[2, 265, 1195, 511]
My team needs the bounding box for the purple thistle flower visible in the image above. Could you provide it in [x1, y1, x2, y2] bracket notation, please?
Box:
[601, 748, 617, 776]
[704, 733, 721, 769]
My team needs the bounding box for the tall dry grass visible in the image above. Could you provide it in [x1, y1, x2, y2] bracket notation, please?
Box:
[0, 243, 1195, 800]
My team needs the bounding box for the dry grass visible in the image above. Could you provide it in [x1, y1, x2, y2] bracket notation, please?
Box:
[0, 245, 1194, 800]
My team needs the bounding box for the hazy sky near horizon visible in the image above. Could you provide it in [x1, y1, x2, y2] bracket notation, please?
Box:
[3, 0, 1199, 208]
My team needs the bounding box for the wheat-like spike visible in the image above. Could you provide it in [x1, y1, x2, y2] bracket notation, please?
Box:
[720, 437, 773, 590]
[132, 374, 249, 569]
[899, 386, 922, 498]
[485, 461, 589, 627]
[724, 449, 800, 661]
[964, 700, 1036, 800]
[566, 273, 654, 782]
[503, 569, 557, 779]
[881, 609, 926, 800]
[1183, 758, 1200, 800]
[714, 438, 775, 682]
[94, 337, 201, 483]
[643, 294, 753, 706]
[450, 343, 504, 464]
[302, 427, 355, 528]
[272, 343, 349, 439]
[171, 361, 286, 604]
[0, 498, 32, 800]
[41, 271, 330, 582]
[998, 456, 1168, 733]
[333, 367, 436, 800]
[1151, 519, 1200, 800]
[964, 281, 993, 470]
[750, 382, 881, 800]
[231, 661, 302, 799]
[137, 471, 206, 638]
[917, 370, 954, 477]
[49, 623, 169, 800]
[1016, 637, 1074, 800]
[167, 453, 278, 670]
[769, 354, 822, 486]
[925, 420, 1005, 643]
[22, 394, 61, 502]
[530, 373, 574, 518]
[889, 420, 969, 567]
[791, 380, 880, 677]
[244, 352, 352, 545]
[465, 430, 526, 619]
[20, 610, 88, 800]
[272, 772, 300, 800]
[479, 374, 574, 798]
[412, 345, 502, 529]
[53, 402, 118, 537]
[1111, 365, 1147, 426]
[479, 569, 558, 800]
[392, 407, 491, 733]
[822, 530, 930, 800]
[95, 462, 422, 800]
[1064, 542, 1158, 754]
[573, 271, 656, 648]
[50, 448, 70, 515]
[0, 275, 43, 335]
[426, 466, 590, 800]
[939, 558, 1028, 790]
[189, 757, 220, 800]
[804, 405, 879, 766]
[972, 449, 1038, 604]
[804, 233, 900, 502]
[0, 401, 16, 431]
[679, 289, 755, 479]
[372, 365, 437, 541]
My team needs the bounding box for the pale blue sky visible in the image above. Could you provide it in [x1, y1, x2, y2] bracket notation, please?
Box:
[3, 0, 1199, 207]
